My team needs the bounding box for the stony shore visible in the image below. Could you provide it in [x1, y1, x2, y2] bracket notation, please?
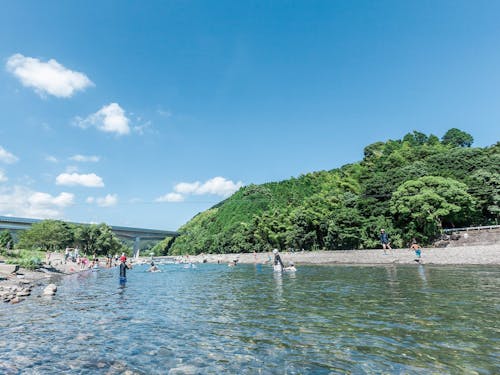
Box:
[0, 253, 98, 304]
[183, 243, 500, 266]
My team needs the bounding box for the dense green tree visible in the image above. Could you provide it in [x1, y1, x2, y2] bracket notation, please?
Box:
[74, 224, 101, 254]
[17, 220, 74, 251]
[403, 130, 428, 146]
[442, 128, 474, 147]
[74, 223, 125, 256]
[390, 176, 475, 241]
[95, 224, 124, 255]
[468, 169, 500, 223]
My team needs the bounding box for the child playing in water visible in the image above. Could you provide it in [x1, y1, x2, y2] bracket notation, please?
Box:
[410, 239, 422, 263]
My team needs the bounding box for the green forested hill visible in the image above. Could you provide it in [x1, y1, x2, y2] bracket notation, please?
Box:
[169, 129, 499, 255]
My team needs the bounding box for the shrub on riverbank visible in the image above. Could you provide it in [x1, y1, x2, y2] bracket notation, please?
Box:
[5, 249, 44, 270]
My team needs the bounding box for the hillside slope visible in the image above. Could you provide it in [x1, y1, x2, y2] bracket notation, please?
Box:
[170, 129, 499, 255]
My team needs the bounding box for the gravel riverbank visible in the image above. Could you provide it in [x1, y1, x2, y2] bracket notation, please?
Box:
[185, 243, 500, 266]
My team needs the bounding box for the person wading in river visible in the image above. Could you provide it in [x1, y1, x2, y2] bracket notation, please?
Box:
[119, 258, 132, 283]
[273, 249, 285, 271]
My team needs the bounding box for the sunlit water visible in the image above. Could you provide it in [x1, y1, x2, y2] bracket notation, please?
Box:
[0, 264, 498, 374]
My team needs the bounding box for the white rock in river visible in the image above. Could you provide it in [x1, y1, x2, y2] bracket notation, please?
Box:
[43, 283, 57, 296]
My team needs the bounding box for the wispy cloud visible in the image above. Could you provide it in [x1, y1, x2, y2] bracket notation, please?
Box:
[70, 154, 100, 162]
[0, 146, 19, 164]
[0, 170, 7, 183]
[56, 172, 104, 187]
[157, 177, 243, 203]
[156, 192, 184, 203]
[175, 177, 243, 197]
[6, 53, 93, 98]
[0, 186, 74, 218]
[87, 193, 118, 207]
[133, 121, 152, 135]
[157, 108, 172, 118]
[74, 103, 130, 135]
[45, 155, 58, 163]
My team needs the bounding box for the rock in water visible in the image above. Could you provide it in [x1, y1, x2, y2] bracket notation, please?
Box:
[43, 284, 57, 296]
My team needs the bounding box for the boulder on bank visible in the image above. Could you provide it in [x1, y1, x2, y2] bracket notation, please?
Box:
[0, 263, 19, 275]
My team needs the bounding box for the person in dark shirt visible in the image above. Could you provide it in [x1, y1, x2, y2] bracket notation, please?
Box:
[380, 229, 392, 254]
[273, 249, 284, 271]
[119, 259, 131, 283]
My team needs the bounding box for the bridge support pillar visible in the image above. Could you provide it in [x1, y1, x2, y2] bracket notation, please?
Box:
[133, 237, 141, 259]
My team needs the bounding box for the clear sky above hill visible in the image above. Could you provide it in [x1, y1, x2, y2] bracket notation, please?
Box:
[0, 1, 499, 230]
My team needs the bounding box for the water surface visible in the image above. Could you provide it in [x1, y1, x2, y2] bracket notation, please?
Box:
[0, 264, 498, 374]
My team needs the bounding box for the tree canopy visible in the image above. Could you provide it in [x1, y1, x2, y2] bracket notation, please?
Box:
[441, 128, 474, 148]
[15, 221, 129, 255]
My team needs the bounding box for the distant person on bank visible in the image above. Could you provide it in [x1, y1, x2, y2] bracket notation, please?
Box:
[380, 229, 392, 253]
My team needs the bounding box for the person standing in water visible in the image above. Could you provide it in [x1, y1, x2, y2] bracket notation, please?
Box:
[119, 258, 132, 283]
[273, 249, 284, 271]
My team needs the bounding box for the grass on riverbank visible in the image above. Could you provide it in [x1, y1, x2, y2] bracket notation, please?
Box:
[0, 248, 44, 270]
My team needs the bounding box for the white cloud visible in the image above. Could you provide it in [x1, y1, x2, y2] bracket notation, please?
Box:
[0, 186, 74, 218]
[0, 146, 18, 164]
[195, 177, 244, 197]
[6, 53, 93, 98]
[158, 177, 243, 203]
[174, 182, 201, 195]
[0, 170, 7, 182]
[174, 177, 243, 197]
[45, 155, 58, 163]
[70, 154, 100, 162]
[86, 194, 118, 207]
[156, 192, 184, 203]
[56, 172, 104, 187]
[75, 103, 130, 135]
[97, 194, 118, 207]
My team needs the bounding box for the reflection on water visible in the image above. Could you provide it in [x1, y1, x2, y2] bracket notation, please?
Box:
[0, 264, 499, 374]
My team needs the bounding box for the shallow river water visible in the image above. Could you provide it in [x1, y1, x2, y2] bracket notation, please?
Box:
[0, 264, 499, 374]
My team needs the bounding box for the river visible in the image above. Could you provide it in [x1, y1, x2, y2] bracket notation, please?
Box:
[0, 264, 498, 374]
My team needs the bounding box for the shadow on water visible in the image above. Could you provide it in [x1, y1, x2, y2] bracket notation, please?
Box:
[0, 264, 498, 374]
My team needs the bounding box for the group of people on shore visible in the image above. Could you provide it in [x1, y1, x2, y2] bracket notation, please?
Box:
[62, 247, 132, 270]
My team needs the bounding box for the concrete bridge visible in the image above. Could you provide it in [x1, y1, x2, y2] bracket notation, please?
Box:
[0, 215, 179, 258]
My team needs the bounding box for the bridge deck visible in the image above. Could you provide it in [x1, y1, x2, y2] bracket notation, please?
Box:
[0, 215, 178, 238]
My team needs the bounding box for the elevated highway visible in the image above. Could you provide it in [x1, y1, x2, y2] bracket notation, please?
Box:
[0, 216, 179, 258]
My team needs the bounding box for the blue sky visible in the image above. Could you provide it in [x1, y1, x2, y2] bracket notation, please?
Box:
[0, 1, 499, 230]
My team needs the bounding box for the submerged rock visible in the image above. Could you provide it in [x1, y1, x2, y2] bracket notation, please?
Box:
[10, 296, 24, 304]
